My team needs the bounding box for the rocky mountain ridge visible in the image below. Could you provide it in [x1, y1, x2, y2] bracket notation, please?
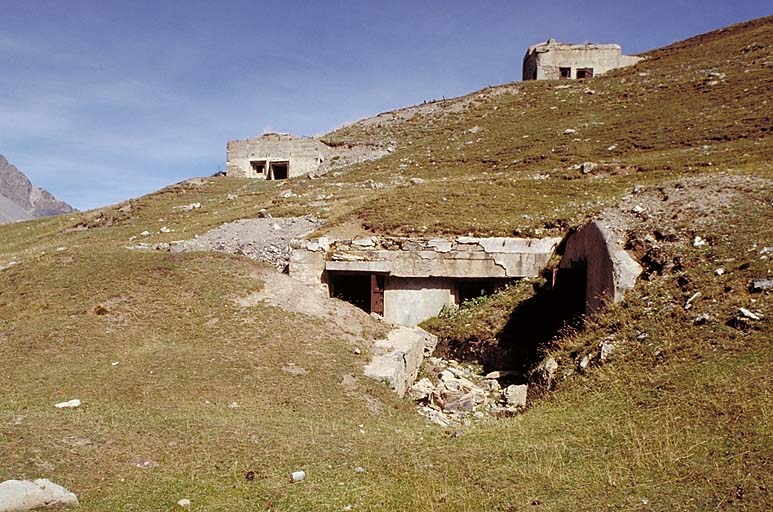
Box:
[0, 155, 76, 223]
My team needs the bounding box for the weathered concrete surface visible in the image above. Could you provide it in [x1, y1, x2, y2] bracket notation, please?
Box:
[226, 133, 327, 179]
[226, 133, 389, 180]
[523, 39, 642, 80]
[364, 327, 437, 397]
[322, 236, 561, 279]
[559, 221, 642, 314]
[0, 479, 78, 511]
[383, 277, 455, 326]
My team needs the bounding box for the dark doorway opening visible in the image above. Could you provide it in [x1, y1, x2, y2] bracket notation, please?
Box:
[269, 161, 289, 180]
[552, 262, 587, 319]
[559, 67, 571, 79]
[250, 160, 266, 176]
[455, 278, 513, 305]
[329, 272, 373, 313]
[576, 68, 594, 79]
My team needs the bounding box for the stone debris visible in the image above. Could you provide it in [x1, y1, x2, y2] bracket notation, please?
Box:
[177, 498, 191, 508]
[354, 466, 366, 474]
[54, 399, 81, 409]
[714, 268, 725, 276]
[0, 479, 79, 511]
[694, 313, 711, 325]
[599, 338, 616, 361]
[170, 217, 320, 271]
[409, 177, 425, 185]
[177, 202, 201, 212]
[160, 226, 172, 234]
[580, 162, 598, 174]
[684, 291, 701, 310]
[750, 279, 773, 293]
[409, 358, 528, 426]
[563, 128, 577, 135]
[693, 235, 707, 247]
[290, 470, 306, 483]
[739, 307, 761, 321]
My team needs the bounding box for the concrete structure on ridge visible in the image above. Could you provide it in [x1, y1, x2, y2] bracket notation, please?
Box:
[523, 39, 642, 81]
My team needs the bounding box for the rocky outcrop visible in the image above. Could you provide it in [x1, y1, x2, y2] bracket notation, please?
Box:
[0, 155, 75, 223]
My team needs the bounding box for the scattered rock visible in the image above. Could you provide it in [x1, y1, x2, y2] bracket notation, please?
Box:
[579, 354, 591, 371]
[694, 313, 711, 325]
[714, 268, 725, 276]
[132, 457, 158, 469]
[599, 339, 615, 361]
[409, 177, 425, 185]
[354, 466, 366, 474]
[685, 292, 702, 310]
[750, 279, 773, 293]
[140, 230, 150, 237]
[503, 384, 528, 409]
[227, 194, 238, 201]
[739, 307, 761, 321]
[693, 236, 707, 247]
[0, 479, 79, 511]
[290, 470, 306, 483]
[177, 498, 191, 508]
[408, 378, 435, 401]
[563, 128, 577, 135]
[54, 399, 81, 409]
[580, 162, 598, 174]
[178, 203, 201, 212]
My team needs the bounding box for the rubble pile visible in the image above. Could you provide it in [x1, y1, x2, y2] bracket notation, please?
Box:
[408, 357, 529, 427]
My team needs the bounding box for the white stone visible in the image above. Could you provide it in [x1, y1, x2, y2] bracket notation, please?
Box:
[599, 339, 615, 361]
[410, 177, 425, 184]
[160, 226, 172, 234]
[140, 231, 150, 237]
[354, 466, 366, 474]
[739, 308, 761, 321]
[714, 268, 725, 276]
[408, 378, 435, 401]
[0, 479, 79, 511]
[290, 470, 306, 483]
[563, 128, 577, 135]
[693, 236, 707, 247]
[177, 498, 191, 508]
[503, 384, 528, 409]
[54, 399, 81, 409]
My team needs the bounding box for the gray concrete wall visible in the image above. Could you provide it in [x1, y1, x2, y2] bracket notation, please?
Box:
[559, 221, 642, 314]
[383, 277, 455, 326]
[523, 40, 642, 80]
[226, 134, 328, 179]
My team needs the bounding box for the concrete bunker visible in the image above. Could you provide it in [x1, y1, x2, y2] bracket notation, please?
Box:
[290, 236, 563, 327]
[227, 133, 327, 180]
[523, 39, 642, 81]
[226, 133, 392, 180]
[556, 221, 642, 315]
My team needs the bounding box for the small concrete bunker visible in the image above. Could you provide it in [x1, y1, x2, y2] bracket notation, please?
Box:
[290, 236, 562, 326]
[523, 39, 642, 81]
[226, 133, 328, 180]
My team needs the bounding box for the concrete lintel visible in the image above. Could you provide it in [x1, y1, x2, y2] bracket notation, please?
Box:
[326, 260, 392, 273]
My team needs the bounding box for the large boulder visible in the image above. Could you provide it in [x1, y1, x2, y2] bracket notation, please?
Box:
[0, 479, 78, 511]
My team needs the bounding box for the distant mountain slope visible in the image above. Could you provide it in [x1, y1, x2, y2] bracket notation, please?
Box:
[0, 155, 75, 223]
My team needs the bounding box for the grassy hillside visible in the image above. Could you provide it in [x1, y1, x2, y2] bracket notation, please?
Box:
[1, 16, 771, 511]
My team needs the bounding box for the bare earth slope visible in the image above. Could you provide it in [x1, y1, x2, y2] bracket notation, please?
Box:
[0, 155, 76, 223]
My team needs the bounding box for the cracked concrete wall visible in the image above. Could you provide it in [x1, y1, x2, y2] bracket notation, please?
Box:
[523, 40, 642, 80]
[322, 236, 561, 279]
[226, 133, 328, 179]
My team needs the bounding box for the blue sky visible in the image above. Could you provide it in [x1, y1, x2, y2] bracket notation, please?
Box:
[0, 1, 769, 210]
